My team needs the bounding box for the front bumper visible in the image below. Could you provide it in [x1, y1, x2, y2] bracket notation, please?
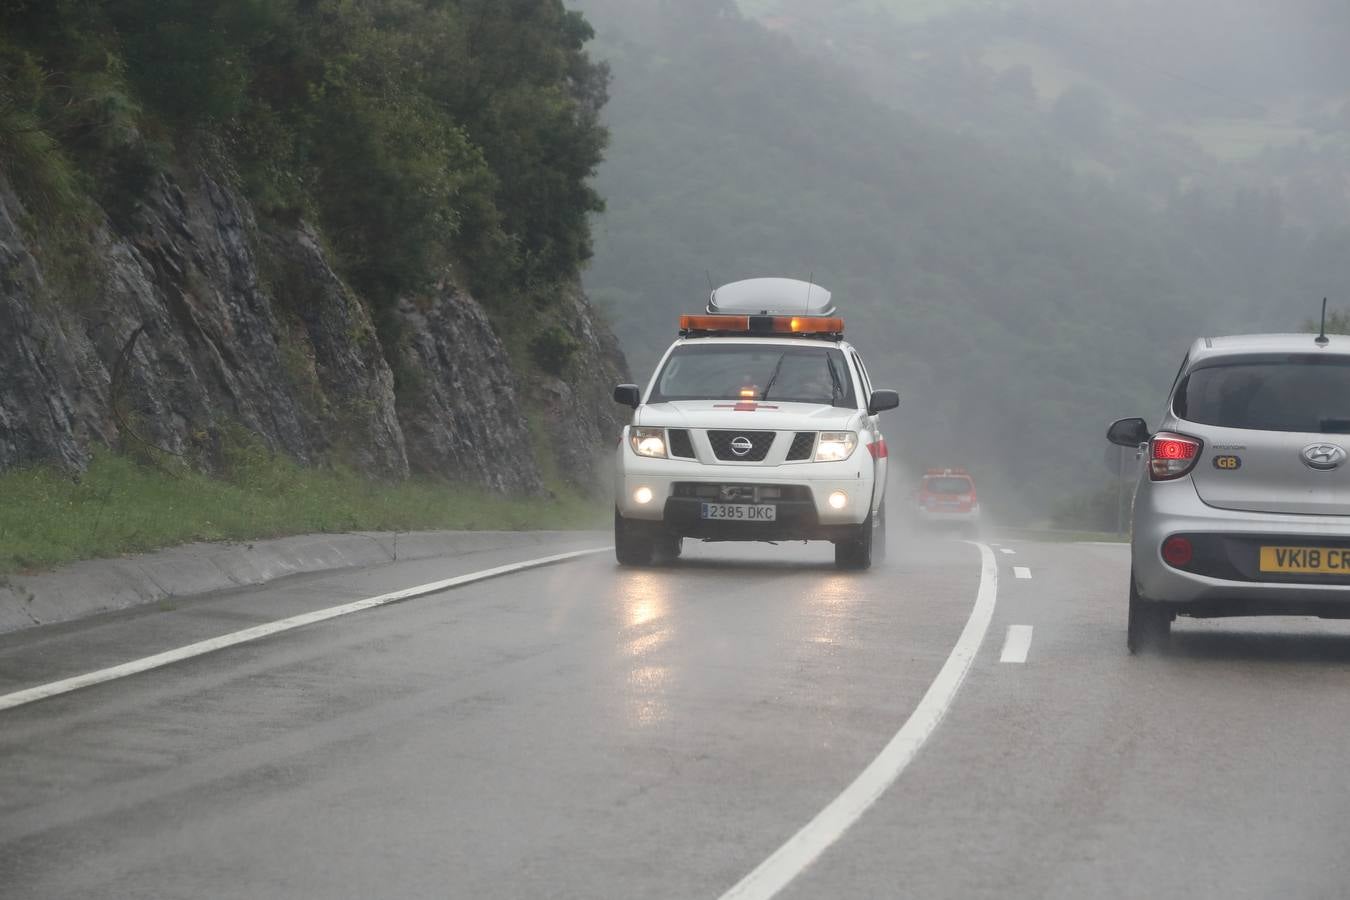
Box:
[615, 450, 875, 534]
[1132, 478, 1350, 615]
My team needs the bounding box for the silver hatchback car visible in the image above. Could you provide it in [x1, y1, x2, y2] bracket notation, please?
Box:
[1108, 333, 1350, 652]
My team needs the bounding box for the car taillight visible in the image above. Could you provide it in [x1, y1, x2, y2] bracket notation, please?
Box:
[1149, 432, 1202, 481]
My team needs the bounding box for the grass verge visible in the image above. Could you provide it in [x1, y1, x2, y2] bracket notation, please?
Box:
[0, 451, 607, 575]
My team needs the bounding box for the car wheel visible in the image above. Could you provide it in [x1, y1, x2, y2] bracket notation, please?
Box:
[615, 509, 656, 567]
[835, 512, 874, 570]
[1127, 568, 1170, 654]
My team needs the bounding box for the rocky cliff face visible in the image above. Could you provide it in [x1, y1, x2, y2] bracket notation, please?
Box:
[0, 160, 628, 493]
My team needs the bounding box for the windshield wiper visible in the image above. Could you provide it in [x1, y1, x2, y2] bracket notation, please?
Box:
[759, 352, 788, 401]
[827, 359, 844, 407]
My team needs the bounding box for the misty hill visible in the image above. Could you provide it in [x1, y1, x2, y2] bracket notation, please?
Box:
[574, 0, 1350, 521]
[744, 0, 1350, 232]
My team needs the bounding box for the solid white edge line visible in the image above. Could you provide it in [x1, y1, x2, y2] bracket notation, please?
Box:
[0, 547, 609, 714]
[1013, 566, 1032, 579]
[999, 625, 1034, 664]
[718, 542, 1000, 900]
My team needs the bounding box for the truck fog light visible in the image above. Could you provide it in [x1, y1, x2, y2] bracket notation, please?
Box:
[828, 491, 848, 510]
[634, 486, 654, 505]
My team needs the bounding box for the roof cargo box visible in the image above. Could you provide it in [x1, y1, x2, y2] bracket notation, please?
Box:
[708, 277, 835, 316]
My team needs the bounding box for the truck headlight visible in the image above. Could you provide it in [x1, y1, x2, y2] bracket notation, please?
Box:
[629, 427, 667, 458]
[815, 431, 857, 462]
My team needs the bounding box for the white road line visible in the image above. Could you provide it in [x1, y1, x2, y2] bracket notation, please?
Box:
[1013, 566, 1032, 579]
[0, 547, 608, 714]
[999, 548, 1016, 555]
[999, 625, 1034, 663]
[719, 542, 1000, 900]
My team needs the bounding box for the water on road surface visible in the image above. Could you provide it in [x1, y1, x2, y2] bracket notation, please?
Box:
[4, 529, 1350, 898]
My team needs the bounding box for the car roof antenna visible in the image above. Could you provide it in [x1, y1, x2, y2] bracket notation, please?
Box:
[1316, 297, 1330, 346]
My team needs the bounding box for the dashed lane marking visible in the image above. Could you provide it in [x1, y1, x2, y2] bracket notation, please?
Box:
[719, 542, 1001, 900]
[999, 625, 1034, 663]
[999, 548, 1016, 555]
[0, 548, 609, 714]
[1013, 566, 1032, 579]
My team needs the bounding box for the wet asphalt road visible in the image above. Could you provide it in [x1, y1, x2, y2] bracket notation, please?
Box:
[4, 529, 1350, 898]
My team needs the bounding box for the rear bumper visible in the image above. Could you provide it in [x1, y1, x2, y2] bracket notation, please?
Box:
[1132, 478, 1350, 614]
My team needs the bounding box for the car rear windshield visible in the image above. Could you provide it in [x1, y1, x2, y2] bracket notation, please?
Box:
[925, 477, 972, 494]
[1174, 356, 1350, 433]
[650, 344, 856, 406]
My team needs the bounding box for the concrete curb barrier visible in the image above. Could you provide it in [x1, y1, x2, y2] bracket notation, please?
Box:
[0, 530, 602, 636]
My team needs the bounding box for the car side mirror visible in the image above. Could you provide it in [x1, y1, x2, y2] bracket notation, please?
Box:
[1107, 417, 1150, 447]
[613, 384, 641, 409]
[868, 389, 900, 415]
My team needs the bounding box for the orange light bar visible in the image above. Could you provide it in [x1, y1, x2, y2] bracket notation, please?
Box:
[679, 314, 844, 335]
[680, 314, 749, 332]
[785, 316, 844, 334]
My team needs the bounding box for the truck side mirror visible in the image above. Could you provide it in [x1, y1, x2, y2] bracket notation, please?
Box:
[868, 389, 900, 415]
[613, 384, 641, 409]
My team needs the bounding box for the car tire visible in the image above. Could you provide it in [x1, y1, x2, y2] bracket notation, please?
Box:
[1127, 568, 1171, 654]
[835, 512, 874, 570]
[615, 509, 656, 567]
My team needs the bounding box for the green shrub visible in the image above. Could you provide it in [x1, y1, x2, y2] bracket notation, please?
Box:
[529, 325, 580, 377]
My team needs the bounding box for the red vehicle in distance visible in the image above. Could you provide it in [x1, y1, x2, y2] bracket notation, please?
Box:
[916, 468, 981, 530]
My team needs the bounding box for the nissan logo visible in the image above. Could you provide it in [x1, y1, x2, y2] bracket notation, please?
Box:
[730, 436, 754, 457]
[1301, 443, 1347, 470]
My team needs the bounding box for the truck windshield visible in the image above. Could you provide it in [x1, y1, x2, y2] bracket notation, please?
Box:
[650, 344, 856, 407]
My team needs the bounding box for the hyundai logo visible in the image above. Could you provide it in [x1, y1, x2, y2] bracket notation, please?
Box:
[1301, 443, 1347, 470]
[730, 436, 754, 457]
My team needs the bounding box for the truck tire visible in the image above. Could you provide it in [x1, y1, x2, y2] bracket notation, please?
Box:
[834, 511, 875, 570]
[615, 509, 656, 567]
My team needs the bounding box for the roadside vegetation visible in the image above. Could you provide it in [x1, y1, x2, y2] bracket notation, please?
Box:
[0, 0, 608, 320]
[0, 1, 616, 572]
[0, 451, 607, 575]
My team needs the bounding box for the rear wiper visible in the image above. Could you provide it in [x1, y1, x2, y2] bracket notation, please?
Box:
[1320, 418, 1350, 434]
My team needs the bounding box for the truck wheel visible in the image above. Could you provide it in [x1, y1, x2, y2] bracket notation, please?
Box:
[1127, 568, 1171, 654]
[834, 512, 874, 570]
[615, 509, 656, 567]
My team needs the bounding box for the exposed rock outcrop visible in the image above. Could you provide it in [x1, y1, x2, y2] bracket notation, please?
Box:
[262, 224, 408, 477]
[394, 286, 543, 494]
[525, 283, 629, 491]
[0, 160, 627, 494]
[0, 185, 110, 470]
